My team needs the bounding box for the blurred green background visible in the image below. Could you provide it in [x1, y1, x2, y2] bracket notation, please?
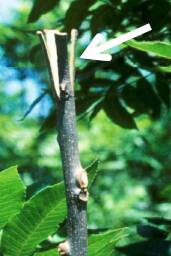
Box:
[0, 0, 171, 235]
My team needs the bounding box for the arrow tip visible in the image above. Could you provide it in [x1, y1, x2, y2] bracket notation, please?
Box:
[80, 52, 112, 61]
[80, 33, 112, 61]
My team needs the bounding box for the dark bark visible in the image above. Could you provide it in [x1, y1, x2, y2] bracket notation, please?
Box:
[38, 30, 87, 256]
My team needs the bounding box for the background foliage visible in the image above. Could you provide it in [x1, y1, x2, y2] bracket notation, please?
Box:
[0, 0, 171, 255]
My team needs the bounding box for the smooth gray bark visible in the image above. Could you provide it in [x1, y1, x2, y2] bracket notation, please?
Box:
[38, 30, 87, 256]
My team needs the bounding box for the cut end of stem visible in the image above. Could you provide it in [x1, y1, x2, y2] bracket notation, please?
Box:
[37, 29, 67, 36]
[37, 29, 68, 100]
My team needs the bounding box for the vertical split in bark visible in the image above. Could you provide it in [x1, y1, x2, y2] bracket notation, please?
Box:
[37, 29, 88, 256]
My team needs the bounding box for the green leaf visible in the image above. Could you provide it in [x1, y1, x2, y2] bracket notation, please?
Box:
[34, 249, 59, 256]
[117, 239, 171, 256]
[122, 84, 148, 115]
[90, 5, 113, 35]
[146, 217, 171, 226]
[28, 0, 60, 23]
[88, 228, 128, 256]
[137, 224, 167, 239]
[65, 0, 95, 31]
[2, 182, 66, 256]
[20, 91, 47, 120]
[127, 40, 171, 60]
[158, 65, 171, 73]
[122, 80, 162, 118]
[86, 159, 99, 187]
[104, 95, 137, 129]
[0, 166, 25, 229]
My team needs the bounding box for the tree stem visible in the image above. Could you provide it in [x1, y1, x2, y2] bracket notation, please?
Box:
[37, 29, 88, 256]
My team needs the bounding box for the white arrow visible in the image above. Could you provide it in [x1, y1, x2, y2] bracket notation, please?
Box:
[80, 24, 152, 61]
